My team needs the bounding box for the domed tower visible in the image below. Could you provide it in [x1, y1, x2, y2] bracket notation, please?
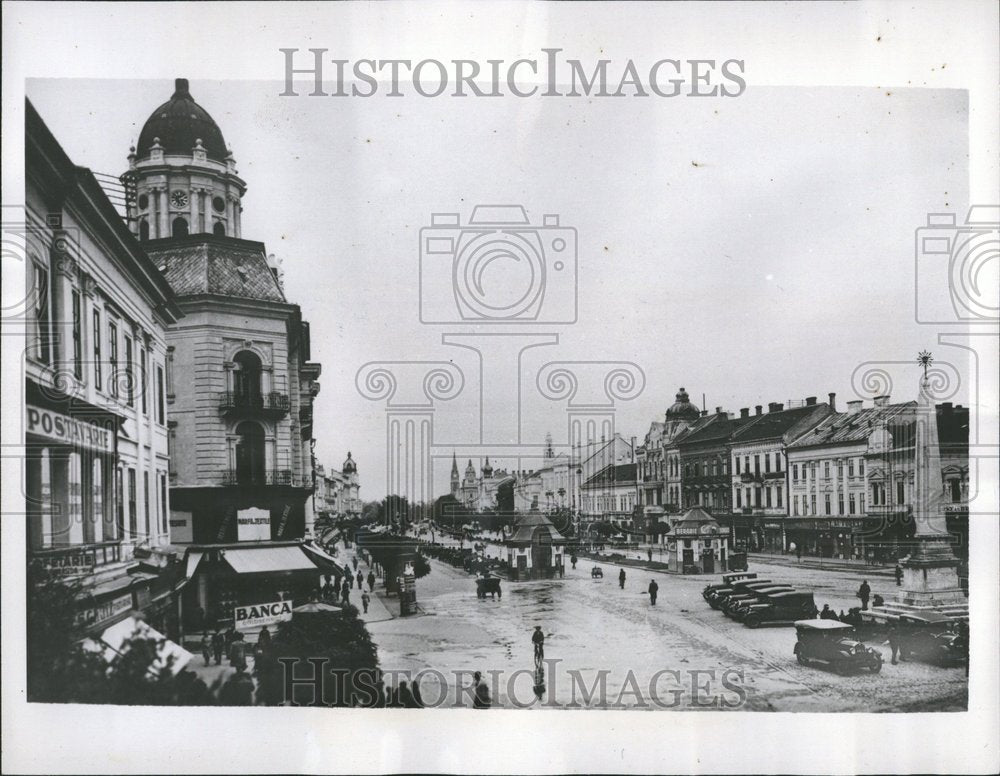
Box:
[482, 457, 494, 478]
[663, 387, 701, 442]
[343, 451, 358, 480]
[464, 459, 476, 485]
[125, 78, 247, 241]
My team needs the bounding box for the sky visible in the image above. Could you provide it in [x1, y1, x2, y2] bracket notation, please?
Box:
[26, 78, 970, 499]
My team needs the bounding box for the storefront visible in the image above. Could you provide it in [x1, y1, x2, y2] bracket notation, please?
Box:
[662, 507, 729, 574]
[504, 514, 567, 581]
[784, 518, 866, 559]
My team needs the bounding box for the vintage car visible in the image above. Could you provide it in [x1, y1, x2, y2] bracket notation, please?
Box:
[793, 619, 883, 674]
[742, 591, 820, 627]
[708, 578, 778, 610]
[591, 566, 604, 579]
[896, 612, 965, 666]
[702, 572, 758, 604]
[727, 552, 749, 572]
[723, 585, 798, 618]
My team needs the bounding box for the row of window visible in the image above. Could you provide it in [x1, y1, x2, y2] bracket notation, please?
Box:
[734, 484, 784, 509]
[792, 492, 867, 517]
[684, 457, 730, 479]
[32, 259, 166, 424]
[582, 493, 635, 513]
[791, 458, 865, 481]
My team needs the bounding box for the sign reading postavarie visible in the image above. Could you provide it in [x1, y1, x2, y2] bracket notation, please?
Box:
[26, 405, 115, 454]
[234, 600, 293, 629]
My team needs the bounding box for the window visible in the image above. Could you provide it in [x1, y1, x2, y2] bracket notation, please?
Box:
[776, 486, 783, 508]
[744, 455, 749, 474]
[71, 289, 82, 379]
[793, 495, 799, 516]
[127, 468, 137, 536]
[764, 454, 771, 473]
[859, 459, 865, 476]
[235, 421, 266, 483]
[140, 347, 148, 414]
[810, 495, 817, 515]
[824, 494, 831, 515]
[108, 321, 119, 397]
[838, 493, 844, 514]
[860, 494, 866, 512]
[33, 262, 51, 363]
[125, 336, 134, 407]
[775, 453, 782, 472]
[754, 455, 760, 475]
[93, 310, 102, 390]
[848, 459, 855, 477]
[172, 217, 189, 238]
[849, 493, 856, 514]
[143, 471, 150, 537]
[754, 487, 762, 507]
[950, 480, 962, 503]
[897, 480, 905, 505]
[735, 488, 742, 508]
[765, 487, 772, 508]
[156, 365, 165, 424]
[837, 461, 843, 478]
[139, 219, 150, 241]
[823, 461, 830, 479]
[159, 472, 168, 534]
[793, 463, 799, 481]
[115, 467, 124, 539]
[735, 456, 741, 475]
[213, 221, 226, 236]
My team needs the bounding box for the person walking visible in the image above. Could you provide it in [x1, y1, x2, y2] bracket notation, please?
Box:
[356, 570, 364, 589]
[894, 564, 903, 586]
[361, 590, 371, 614]
[348, 571, 355, 589]
[201, 632, 212, 667]
[341, 581, 350, 605]
[228, 633, 248, 672]
[367, 570, 376, 592]
[647, 548, 653, 563]
[570, 554, 577, 570]
[857, 580, 871, 611]
[472, 671, 491, 709]
[220, 667, 255, 706]
[648, 579, 659, 606]
[352, 556, 359, 572]
[887, 621, 905, 665]
[211, 630, 225, 666]
[619, 568, 626, 589]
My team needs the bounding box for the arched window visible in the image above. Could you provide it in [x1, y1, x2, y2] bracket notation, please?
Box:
[232, 350, 263, 406]
[172, 217, 189, 238]
[235, 421, 266, 484]
[213, 221, 226, 236]
[138, 219, 150, 241]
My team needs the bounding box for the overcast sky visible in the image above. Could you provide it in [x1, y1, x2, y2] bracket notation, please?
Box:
[27, 79, 969, 498]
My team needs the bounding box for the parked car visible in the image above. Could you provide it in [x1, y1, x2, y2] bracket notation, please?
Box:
[724, 585, 798, 618]
[727, 552, 749, 571]
[896, 612, 965, 666]
[743, 591, 820, 627]
[703, 572, 758, 604]
[591, 566, 604, 579]
[708, 578, 777, 610]
[793, 619, 883, 674]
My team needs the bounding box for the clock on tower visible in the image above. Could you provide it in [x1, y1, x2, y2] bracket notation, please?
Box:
[170, 189, 189, 208]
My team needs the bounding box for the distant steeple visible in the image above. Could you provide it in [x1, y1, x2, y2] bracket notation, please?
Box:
[450, 451, 460, 496]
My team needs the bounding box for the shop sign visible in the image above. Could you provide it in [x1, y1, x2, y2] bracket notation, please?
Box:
[237, 507, 271, 541]
[764, 523, 782, 530]
[234, 600, 293, 629]
[77, 592, 133, 629]
[169, 510, 193, 543]
[26, 405, 115, 454]
[41, 550, 95, 576]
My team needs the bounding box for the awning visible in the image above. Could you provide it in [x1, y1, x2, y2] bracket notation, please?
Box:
[223, 545, 319, 574]
[92, 615, 193, 677]
[185, 550, 205, 579]
[301, 542, 343, 568]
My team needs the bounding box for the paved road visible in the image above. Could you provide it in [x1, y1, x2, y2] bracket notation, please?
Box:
[367, 556, 967, 711]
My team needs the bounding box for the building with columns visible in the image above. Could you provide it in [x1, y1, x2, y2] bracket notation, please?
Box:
[25, 100, 184, 639]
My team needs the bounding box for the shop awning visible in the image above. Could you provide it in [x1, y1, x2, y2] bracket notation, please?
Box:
[223, 545, 319, 574]
[91, 615, 193, 677]
[301, 542, 342, 567]
[185, 550, 205, 579]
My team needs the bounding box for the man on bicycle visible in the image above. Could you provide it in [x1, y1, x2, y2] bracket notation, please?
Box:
[532, 625, 545, 661]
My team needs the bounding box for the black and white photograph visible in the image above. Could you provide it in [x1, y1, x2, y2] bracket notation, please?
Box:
[2, 2, 998, 774]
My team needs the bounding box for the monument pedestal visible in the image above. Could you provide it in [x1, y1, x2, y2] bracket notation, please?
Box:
[870, 537, 968, 621]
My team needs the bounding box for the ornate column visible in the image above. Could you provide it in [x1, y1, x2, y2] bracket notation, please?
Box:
[157, 186, 169, 238]
[203, 188, 212, 234]
[356, 361, 464, 527]
[190, 187, 199, 232]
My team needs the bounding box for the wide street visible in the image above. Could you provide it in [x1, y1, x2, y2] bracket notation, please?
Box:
[367, 550, 968, 712]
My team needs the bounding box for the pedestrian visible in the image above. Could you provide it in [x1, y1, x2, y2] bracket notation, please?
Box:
[648, 579, 659, 605]
[570, 554, 577, 570]
[361, 591, 371, 613]
[348, 571, 355, 589]
[887, 621, 905, 665]
[228, 632, 248, 672]
[396, 680, 416, 708]
[647, 548, 653, 563]
[796, 544, 802, 561]
[256, 626, 271, 656]
[224, 624, 236, 650]
[220, 667, 255, 706]
[894, 564, 903, 586]
[200, 632, 212, 666]
[532, 625, 545, 661]
[211, 630, 225, 665]
[367, 570, 376, 592]
[356, 570, 364, 589]
[820, 604, 836, 620]
[352, 556, 359, 572]
[472, 671, 491, 709]
[341, 582, 350, 604]
[619, 568, 626, 589]
[857, 580, 871, 611]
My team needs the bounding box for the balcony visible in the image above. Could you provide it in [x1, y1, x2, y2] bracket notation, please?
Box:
[218, 391, 290, 419]
[221, 469, 298, 487]
[740, 472, 762, 483]
[31, 541, 122, 575]
[764, 470, 784, 480]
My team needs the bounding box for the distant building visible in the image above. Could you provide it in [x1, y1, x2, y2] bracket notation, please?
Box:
[580, 462, 638, 527]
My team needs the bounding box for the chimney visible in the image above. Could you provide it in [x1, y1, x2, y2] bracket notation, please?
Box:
[740, 408, 750, 419]
[755, 405, 763, 416]
[805, 396, 817, 406]
[768, 402, 782, 413]
[700, 410, 708, 417]
[715, 406, 724, 415]
[828, 392, 837, 411]
[941, 402, 953, 413]
[847, 400, 863, 415]
[874, 394, 890, 408]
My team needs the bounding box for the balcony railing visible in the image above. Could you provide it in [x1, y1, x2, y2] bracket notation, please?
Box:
[218, 391, 290, 418]
[221, 469, 297, 487]
[763, 470, 784, 479]
[31, 541, 122, 574]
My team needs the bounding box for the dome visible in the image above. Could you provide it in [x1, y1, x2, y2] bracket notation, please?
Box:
[136, 79, 229, 163]
[666, 387, 700, 419]
[342, 452, 356, 474]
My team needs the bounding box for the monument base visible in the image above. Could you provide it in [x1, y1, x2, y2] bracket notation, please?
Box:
[868, 537, 968, 621]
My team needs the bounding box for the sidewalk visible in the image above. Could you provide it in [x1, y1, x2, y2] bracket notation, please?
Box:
[336, 543, 397, 623]
[749, 552, 897, 577]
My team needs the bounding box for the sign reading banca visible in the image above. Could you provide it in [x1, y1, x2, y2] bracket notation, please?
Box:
[234, 600, 293, 629]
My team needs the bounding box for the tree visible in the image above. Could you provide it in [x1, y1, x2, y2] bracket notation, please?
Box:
[433, 493, 463, 530]
[496, 479, 515, 513]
